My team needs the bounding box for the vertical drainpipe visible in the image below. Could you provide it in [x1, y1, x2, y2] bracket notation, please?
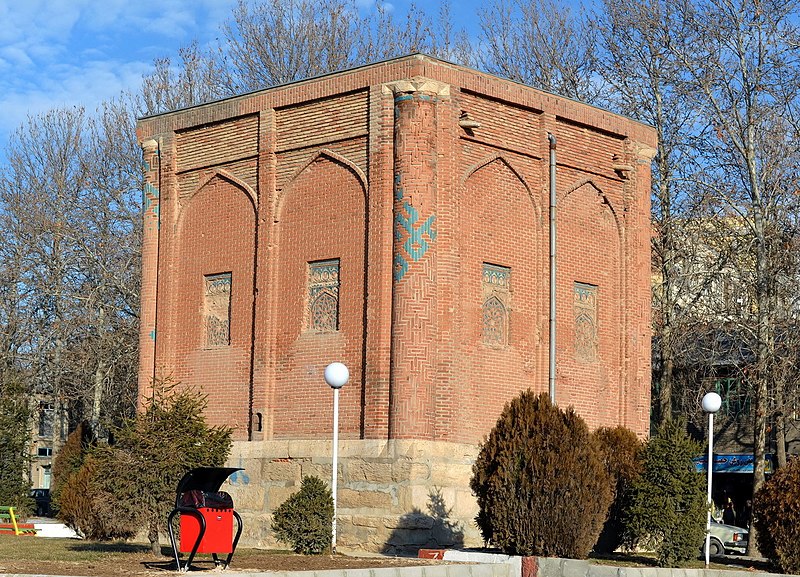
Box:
[548, 133, 557, 405]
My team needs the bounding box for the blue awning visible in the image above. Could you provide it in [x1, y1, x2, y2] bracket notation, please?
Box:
[693, 453, 774, 474]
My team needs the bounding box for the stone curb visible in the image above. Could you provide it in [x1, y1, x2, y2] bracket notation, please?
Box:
[0, 563, 516, 577]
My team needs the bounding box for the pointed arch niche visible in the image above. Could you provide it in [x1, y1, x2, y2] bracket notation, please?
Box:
[170, 171, 257, 437]
[272, 150, 367, 439]
[455, 154, 543, 440]
[557, 178, 623, 420]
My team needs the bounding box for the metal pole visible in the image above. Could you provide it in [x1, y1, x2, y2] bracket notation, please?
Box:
[331, 387, 339, 554]
[705, 410, 714, 567]
[548, 133, 557, 404]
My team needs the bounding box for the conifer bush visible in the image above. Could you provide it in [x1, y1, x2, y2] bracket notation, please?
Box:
[51, 421, 93, 525]
[621, 419, 705, 567]
[57, 455, 136, 540]
[0, 377, 33, 515]
[592, 426, 643, 553]
[53, 379, 232, 551]
[754, 456, 800, 573]
[95, 380, 232, 554]
[272, 475, 334, 554]
[470, 390, 613, 558]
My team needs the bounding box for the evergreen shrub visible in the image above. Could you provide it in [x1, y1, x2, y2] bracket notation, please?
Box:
[754, 456, 800, 573]
[592, 426, 643, 553]
[95, 380, 233, 553]
[53, 379, 232, 551]
[622, 419, 705, 567]
[272, 475, 334, 554]
[470, 390, 613, 557]
[51, 421, 93, 524]
[57, 455, 136, 540]
[0, 377, 33, 514]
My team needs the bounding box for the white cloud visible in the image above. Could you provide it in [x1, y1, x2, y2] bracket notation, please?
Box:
[0, 57, 151, 142]
[0, 45, 36, 69]
[0, 0, 237, 152]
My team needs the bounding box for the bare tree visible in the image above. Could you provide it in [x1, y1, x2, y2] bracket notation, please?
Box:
[665, 0, 800, 554]
[218, 0, 359, 92]
[0, 102, 141, 443]
[355, 2, 473, 66]
[597, 0, 707, 426]
[139, 0, 474, 115]
[476, 0, 603, 103]
[140, 42, 230, 116]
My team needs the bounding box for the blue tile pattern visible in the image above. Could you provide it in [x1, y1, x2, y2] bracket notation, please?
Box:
[393, 173, 437, 282]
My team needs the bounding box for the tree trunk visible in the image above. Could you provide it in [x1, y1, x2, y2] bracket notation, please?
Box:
[91, 307, 107, 441]
[659, 351, 674, 424]
[776, 386, 787, 469]
[148, 523, 160, 556]
[747, 207, 770, 557]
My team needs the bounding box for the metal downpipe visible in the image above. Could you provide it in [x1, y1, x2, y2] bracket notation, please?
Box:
[548, 133, 557, 405]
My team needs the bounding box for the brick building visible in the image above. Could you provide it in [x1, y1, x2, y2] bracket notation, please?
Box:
[137, 54, 656, 552]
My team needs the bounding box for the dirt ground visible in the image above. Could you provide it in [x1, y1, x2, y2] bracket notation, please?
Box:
[0, 544, 444, 576]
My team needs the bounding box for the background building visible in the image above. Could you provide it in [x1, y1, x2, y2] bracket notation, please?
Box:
[136, 54, 656, 552]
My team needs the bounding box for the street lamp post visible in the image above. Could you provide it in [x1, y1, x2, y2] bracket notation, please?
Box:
[702, 391, 722, 567]
[324, 362, 349, 554]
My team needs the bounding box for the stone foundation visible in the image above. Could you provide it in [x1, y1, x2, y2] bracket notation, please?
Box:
[222, 439, 482, 553]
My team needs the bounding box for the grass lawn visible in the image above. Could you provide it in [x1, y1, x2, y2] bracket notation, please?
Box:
[0, 534, 439, 576]
[0, 534, 776, 577]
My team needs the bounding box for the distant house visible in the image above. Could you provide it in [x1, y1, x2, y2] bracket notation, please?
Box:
[136, 54, 656, 552]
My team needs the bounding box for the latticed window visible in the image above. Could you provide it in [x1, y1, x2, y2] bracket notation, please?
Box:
[482, 263, 510, 345]
[204, 273, 231, 347]
[574, 282, 598, 361]
[483, 296, 507, 345]
[308, 259, 340, 332]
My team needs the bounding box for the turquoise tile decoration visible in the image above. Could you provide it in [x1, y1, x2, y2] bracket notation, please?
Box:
[143, 182, 159, 214]
[393, 173, 437, 282]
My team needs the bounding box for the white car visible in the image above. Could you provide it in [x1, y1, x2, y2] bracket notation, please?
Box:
[704, 521, 749, 556]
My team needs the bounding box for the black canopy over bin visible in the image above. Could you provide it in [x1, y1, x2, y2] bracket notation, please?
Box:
[167, 467, 244, 572]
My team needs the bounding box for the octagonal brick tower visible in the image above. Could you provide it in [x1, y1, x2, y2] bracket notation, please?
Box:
[137, 53, 656, 552]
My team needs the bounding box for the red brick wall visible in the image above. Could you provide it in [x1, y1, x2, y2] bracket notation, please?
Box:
[454, 156, 545, 442]
[137, 55, 655, 443]
[556, 176, 623, 426]
[272, 155, 367, 439]
[170, 175, 256, 438]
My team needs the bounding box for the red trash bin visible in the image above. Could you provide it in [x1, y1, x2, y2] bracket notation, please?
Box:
[179, 490, 235, 554]
[167, 468, 243, 572]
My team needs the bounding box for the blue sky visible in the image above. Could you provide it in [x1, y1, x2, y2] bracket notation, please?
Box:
[0, 0, 487, 157]
[0, 0, 237, 149]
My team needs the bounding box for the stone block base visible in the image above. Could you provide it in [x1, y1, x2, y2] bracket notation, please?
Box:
[221, 439, 483, 553]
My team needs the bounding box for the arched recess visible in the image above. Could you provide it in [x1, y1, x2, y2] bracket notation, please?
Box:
[271, 150, 368, 440]
[171, 171, 257, 440]
[463, 154, 542, 221]
[556, 178, 624, 425]
[453, 155, 543, 442]
[561, 178, 622, 237]
[276, 149, 367, 215]
[177, 169, 257, 224]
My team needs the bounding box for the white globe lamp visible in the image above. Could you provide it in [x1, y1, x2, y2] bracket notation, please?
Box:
[324, 362, 348, 554]
[324, 362, 349, 389]
[702, 390, 722, 567]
